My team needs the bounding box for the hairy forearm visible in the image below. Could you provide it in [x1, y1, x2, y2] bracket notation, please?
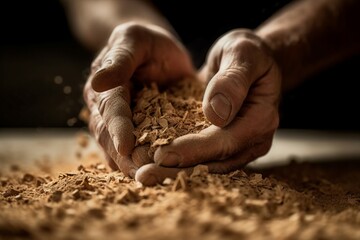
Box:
[61, 0, 174, 52]
[256, 0, 360, 91]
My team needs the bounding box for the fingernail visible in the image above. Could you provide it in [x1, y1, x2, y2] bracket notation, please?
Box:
[157, 152, 182, 167]
[96, 59, 112, 74]
[210, 93, 231, 120]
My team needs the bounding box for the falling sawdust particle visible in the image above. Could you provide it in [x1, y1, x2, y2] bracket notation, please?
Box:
[132, 79, 210, 158]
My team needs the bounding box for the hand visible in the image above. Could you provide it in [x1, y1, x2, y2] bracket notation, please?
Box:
[83, 22, 195, 177]
[136, 29, 281, 185]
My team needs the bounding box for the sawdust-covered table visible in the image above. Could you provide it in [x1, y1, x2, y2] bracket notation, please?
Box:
[1, 128, 360, 240]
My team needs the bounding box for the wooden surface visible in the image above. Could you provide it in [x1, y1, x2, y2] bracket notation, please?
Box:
[0, 128, 360, 173]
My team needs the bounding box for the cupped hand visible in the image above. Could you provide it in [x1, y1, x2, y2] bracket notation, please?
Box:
[136, 29, 281, 185]
[83, 22, 195, 177]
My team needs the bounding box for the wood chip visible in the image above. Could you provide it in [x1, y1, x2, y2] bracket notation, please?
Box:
[132, 79, 211, 158]
[0, 158, 359, 239]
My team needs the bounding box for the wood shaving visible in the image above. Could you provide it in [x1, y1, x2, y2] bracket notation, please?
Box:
[1, 159, 360, 240]
[132, 79, 211, 158]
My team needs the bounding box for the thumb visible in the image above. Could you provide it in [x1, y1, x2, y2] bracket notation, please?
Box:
[202, 65, 252, 127]
[202, 30, 276, 128]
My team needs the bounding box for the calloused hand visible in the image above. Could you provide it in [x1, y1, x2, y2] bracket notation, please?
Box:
[136, 29, 281, 185]
[83, 22, 195, 178]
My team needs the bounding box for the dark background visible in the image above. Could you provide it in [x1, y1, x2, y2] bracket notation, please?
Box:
[1, 0, 359, 131]
[0, 0, 92, 128]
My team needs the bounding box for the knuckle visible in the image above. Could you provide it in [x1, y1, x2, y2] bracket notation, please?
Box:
[124, 22, 146, 36]
[113, 22, 146, 39]
[90, 61, 99, 73]
[96, 93, 111, 117]
[221, 30, 272, 70]
[96, 88, 120, 117]
[96, 87, 132, 120]
[111, 47, 136, 67]
[97, 87, 132, 118]
[225, 29, 263, 51]
[112, 24, 128, 37]
[223, 67, 250, 91]
[223, 33, 260, 56]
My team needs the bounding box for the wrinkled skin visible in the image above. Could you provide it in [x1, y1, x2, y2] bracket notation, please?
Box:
[84, 23, 281, 185]
[83, 22, 195, 178]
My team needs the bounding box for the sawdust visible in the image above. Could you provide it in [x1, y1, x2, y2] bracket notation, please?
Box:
[132, 79, 210, 158]
[1, 80, 359, 239]
[1, 156, 360, 240]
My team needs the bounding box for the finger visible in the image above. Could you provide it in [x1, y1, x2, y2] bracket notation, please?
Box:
[97, 85, 135, 156]
[88, 105, 137, 177]
[202, 66, 250, 127]
[202, 40, 272, 127]
[132, 145, 152, 167]
[136, 151, 247, 186]
[104, 152, 119, 171]
[155, 104, 278, 168]
[135, 163, 193, 186]
[91, 25, 147, 92]
[114, 155, 138, 179]
[154, 125, 240, 167]
[88, 106, 118, 159]
[137, 141, 271, 186]
[204, 140, 272, 174]
[99, 129, 137, 178]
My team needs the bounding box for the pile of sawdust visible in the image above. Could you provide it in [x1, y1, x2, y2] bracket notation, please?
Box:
[1, 158, 360, 240]
[132, 79, 210, 157]
[2, 80, 360, 240]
